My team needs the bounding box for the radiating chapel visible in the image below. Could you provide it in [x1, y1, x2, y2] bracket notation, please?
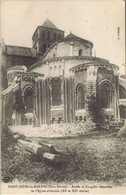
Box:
[2, 19, 126, 125]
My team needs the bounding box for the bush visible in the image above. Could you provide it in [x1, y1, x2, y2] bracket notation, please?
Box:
[88, 94, 105, 123]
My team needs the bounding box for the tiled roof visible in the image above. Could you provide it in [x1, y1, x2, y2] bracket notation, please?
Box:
[64, 33, 93, 47]
[6, 45, 37, 57]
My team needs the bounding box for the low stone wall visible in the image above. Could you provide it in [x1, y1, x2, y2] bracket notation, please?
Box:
[9, 122, 95, 138]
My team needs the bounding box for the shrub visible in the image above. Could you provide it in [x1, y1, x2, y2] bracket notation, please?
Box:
[87, 94, 105, 123]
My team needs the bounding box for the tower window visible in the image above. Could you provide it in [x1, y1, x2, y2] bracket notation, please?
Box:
[43, 43, 46, 53]
[58, 34, 61, 41]
[43, 31, 45, 39]
[47, 32, 50, 40]
[78, 49, 83, 56]
[54, 33, 57, 40]
[12, 56, 15, 65]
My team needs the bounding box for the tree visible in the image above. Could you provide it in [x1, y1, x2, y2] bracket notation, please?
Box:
[87, 94, 105, 123]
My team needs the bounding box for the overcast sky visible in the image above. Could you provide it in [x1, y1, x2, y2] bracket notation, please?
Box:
[1, 0, 125, 74]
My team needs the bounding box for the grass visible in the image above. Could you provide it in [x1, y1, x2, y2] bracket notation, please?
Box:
[1, 125, 126, 186]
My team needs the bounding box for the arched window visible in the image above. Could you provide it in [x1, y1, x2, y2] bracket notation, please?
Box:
[43, 43, 46, 53]
[58, 34, 61, 41]
[119, 105, 126, 119]
[119, 85, 126, 99]
[79, 116, 82, 121]
[52, 79, 62, 106]
[43, 31, 45, 39]
[59, 65, 62, 75]
[99, 83, 112, 108]
[12, 56, 15, 65]
[52, 117, 55, 124]
[77, 84, 85, 109]
[47, 32, 50, 40]
[50, 66, 52, 76]
[54, 33, 57, 40]
[78, 49, 83, 56]
[24, 88, 34, 113]
[54, 66, 57, 73]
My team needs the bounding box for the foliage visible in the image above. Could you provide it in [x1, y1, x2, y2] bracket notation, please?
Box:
[4, 92, 14, 125]
[13, 90, 24, 112]
[1, 65, 8, 90]
[87, 94, 105, 123]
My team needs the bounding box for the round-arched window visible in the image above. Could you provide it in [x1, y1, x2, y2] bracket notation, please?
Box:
[43, 43, 46, 53]
[77, 85, 85, 109]
[52, 79, 62, 106]
[24, 88, 34, 113]
[54, 33, 57, 40]
[43, 31, 45, 39]
[99, 83, 112, 108]
[59, 65, 62, 75]
[47, 32, 50, 40]
[119, 85, 126, 99]
[58, 34, 61, 41]
[78, 49, 83, 56]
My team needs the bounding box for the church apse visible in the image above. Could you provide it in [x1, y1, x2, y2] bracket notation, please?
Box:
[2, 18, 124, 127]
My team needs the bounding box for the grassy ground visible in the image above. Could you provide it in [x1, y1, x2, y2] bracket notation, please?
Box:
[1, 125, 126, 186]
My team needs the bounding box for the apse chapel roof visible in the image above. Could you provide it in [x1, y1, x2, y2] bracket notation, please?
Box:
[69, 60, 119, 73]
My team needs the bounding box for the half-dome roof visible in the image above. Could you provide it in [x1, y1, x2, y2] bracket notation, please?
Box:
[64, 33, 93, 47]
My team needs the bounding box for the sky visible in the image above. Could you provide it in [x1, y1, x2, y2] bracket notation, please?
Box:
[1, 0, 125, 74]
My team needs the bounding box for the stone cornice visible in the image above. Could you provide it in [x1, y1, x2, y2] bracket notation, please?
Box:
[28, 56, 111, 71]
[69, 62, 119, 72]
[12, 72, 44, 83]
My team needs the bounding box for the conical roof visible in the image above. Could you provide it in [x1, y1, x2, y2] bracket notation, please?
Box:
[65, 33, 80, 40]
[64, 32, 93, 47]
[42, 18, 58, 30]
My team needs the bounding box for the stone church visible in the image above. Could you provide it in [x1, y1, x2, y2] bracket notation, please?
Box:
[1, 19, 126, 125]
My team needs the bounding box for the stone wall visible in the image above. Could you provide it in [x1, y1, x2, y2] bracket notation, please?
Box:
[43, 40, 92, 60]
[4, 54, 37, 70]
[97, 67, 115, 85]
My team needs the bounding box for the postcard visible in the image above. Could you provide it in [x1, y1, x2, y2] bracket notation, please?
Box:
[1, 0, 126, 194]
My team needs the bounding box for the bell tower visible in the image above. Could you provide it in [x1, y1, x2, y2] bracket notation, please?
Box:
[32, 18, 64, 57]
